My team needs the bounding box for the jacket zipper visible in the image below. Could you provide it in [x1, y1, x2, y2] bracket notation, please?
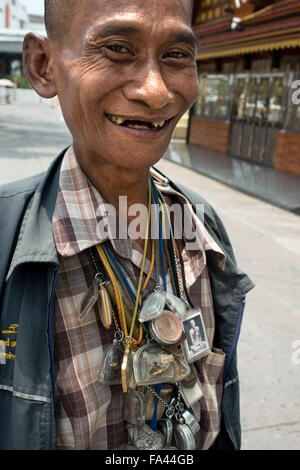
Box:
[223, 293, 246, 381]
[48, 266, 61, 435]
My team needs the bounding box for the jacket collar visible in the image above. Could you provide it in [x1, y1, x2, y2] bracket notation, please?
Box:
[6, 148, 68, 280]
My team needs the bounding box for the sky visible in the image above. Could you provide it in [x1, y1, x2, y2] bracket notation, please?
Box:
[21, 0, 44, 15]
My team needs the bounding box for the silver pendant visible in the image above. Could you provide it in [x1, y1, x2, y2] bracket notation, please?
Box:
[124, 390, 147, 426]
[139, 288, 166, 323]
[181, 365, 204, 408]
[174, 423, 195, 450]
[148, 310, 184, 346]
[182, 409, 200, 435]
[98, 282, 113, 329]
[133, 343, 190, 386]
[182, 308, 210, 363]
[157, 418, 173, 447]
[79, 273, 102, 321]
[181, 380, 204, 408]
[99, 343, 123, 384]
[165, 292, 189, 320]
[99, 330, 124, 385]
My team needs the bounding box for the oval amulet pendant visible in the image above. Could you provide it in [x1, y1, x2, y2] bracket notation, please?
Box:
[79, 275, 113, 329]
[98, 282, 113, 329]
[157, 418, 173, 448]
[149, 310, 184, 346]
[174, 423, 196, 450]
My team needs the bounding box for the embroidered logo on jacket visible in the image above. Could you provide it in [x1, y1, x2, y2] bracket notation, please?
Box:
[0, 324, 18, 363]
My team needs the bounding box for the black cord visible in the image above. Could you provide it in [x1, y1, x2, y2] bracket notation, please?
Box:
[90, 246, 108, 281]
[174, 238, 194, 309]
[162, 236, 178, 296]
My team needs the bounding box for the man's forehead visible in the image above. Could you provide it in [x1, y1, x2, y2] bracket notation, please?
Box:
[85, 0, 192, 15]
[87, 13, 195, 41]
[76, 0, 193, 31]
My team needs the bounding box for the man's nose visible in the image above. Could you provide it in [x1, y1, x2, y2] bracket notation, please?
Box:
[123, 61, 175, 109]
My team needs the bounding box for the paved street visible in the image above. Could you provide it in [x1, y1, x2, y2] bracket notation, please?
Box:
[1, 90, 300, 450]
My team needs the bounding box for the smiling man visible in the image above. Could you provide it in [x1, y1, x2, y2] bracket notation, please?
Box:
[0, 0, 254, 451]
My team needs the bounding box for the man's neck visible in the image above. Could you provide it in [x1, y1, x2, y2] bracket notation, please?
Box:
[73, 145, 150, 210]
[73, 145, 154, 250]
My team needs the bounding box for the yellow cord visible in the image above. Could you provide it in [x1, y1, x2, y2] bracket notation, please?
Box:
[128, 179, 152, 343]
[142, 239, 155, 293]
[133, 239, 155, 346]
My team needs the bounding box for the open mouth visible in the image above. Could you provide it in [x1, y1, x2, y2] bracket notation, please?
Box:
[106, 114, 171, 130]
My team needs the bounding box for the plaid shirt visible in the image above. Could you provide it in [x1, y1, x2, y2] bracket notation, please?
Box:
[52, 146, 226, 450]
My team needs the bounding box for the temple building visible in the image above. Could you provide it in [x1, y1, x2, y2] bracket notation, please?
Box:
[190, 0, 300, 176]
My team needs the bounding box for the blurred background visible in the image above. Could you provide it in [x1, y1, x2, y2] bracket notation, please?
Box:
[0, 0, 300, 450]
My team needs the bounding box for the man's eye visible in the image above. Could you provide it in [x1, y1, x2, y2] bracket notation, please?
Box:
[106, 44, 131, 54]
[165, 51, 189, 59]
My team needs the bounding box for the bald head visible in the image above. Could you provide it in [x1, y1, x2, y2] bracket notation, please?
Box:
[44, 0, 80, 40]
[44, 0, 195, 41]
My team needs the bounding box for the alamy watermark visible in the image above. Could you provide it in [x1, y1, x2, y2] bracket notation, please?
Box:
[291, 340, 300, 365]
[291, 80, 300, 105]
[95, 199, 205, 251]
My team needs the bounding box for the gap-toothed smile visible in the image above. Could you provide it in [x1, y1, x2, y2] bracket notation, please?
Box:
[106, 114, 172, 130]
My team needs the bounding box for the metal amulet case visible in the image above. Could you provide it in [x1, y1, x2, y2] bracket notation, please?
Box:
[148, 310, 184, 346]
[157, 418, 173, 447]
[173, 423, 196, 450]
[182, 308, 210, 363]
[133, 343, 190, 386]
[181, 409, 200, 435]
[99, 343, 123, 385]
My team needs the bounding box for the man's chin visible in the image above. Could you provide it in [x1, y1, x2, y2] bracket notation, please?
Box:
[118, 151, 166, 171]
[106, 138, 172, 170]
[73, 132, 173, 172]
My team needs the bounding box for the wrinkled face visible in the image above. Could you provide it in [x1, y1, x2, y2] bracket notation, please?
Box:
[50, 0, 199, 171]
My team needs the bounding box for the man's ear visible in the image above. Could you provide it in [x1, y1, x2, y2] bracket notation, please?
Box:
[23, 33, 57, 99]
